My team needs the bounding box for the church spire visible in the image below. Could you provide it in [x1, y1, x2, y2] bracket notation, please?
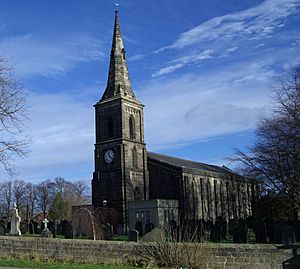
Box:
[101, 10, 136, 101]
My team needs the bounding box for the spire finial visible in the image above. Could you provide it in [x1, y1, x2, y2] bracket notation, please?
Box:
[115, 1, 119, 12]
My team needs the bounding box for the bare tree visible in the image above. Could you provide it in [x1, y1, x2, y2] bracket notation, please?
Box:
[0, 57, 29, 174]
[0, 181, 13, 228]
[231, 67, 300, 219]
[12, 179, 27, 211]
[36, 179, 54, 218]
[25, 182, 37, 219]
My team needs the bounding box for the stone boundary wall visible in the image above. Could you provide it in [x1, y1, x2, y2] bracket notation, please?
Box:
[0, 236, 292, 269]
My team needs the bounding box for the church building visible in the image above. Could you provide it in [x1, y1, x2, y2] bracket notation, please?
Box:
[91, 11, 258, 234]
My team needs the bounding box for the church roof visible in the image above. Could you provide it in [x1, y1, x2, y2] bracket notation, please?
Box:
[100, 11, 136, 102]
[147, 152, 236, 175]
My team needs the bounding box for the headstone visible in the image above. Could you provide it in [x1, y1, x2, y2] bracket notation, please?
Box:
[64, 221, 73, 239]
[128, 229, 139, 242]
[292, 221, 300, 241]
[56, 220, 62, 235]
[221, 219, 228, 240]
[281, 224, 296, 247]
[210, 217, 224, 242]
[169, 219, 178, 241]
[140, 227, 165, 242]
[145, 220, 154, 234]
[274, 222, 283, 244]
[41, 218, 52, 238]
[48, 221, 56, 238]
[135, 221, 143, 236]
[233, 219, 247, 243]
[254, 220, 267, 243]
[9, 203, 21, 236]
[238, 219, 248, 243]
[282, 255, 300, 269]
[266, 220, 275, 243]
[0, 224, 5, 236]
[228, 219, 237, 236]
[196, 219, 205, 242]
[101, 223, 113, 240]
[20, 221, 28, 234]
[29, 221, 35, 234]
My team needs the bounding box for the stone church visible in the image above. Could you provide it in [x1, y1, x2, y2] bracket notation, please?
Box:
[91, 11, 258, 234]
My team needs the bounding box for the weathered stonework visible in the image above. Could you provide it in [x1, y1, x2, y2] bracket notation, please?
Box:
[92, 11, 149, 233]
[91, 11, 259, 234]
[0, 236, 292, 269]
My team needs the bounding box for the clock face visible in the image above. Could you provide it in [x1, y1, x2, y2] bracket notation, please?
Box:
[104, 149, 115, 163]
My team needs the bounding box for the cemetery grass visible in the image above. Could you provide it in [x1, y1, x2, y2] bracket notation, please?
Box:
[0, 259, 139, 269]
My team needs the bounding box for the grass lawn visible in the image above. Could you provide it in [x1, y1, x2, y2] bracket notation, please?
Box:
[0, 259, 139, 269]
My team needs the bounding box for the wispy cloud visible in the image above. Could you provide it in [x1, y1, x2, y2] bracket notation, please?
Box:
[127, 54, 145, 61]
[162, 0, 300, 50]
[152, 63, 184, 77]
[0, 34, 103, 78]
[153, 0, 300, 77]
[0, 91, 95, 182]
[141, 46, 300, 151]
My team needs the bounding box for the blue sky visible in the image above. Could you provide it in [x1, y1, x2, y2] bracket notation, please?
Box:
[0, 0, 299, 184]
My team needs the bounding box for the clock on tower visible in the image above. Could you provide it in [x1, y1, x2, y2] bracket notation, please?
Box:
[92, 10, 149, 234]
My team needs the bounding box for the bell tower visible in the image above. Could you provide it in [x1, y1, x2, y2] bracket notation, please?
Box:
[92, 10, 149, 234]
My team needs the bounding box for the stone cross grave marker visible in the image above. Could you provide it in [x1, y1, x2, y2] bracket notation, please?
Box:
[43, 218, 49, 230]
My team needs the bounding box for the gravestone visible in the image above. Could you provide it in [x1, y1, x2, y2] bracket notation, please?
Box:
[274, 222, 283, 244]
[48, 221, 56, 238]
[266, 220, 275, 243]
[196, 219, 205, 242]
[292, 221, 300, 241]
[145, 220, 154, 234]
[221, 219, 228, 240]
[169, 219, 178, 241]
[233, 219, 248, 243]
[128, 229, 139, 242]
[64, 221, 73, 239]
[238, 219, 248, 243]
[211, 220, 222, 242]
[254, 220, 267, 243]
[29, 221, 34, 234]
[135, 221, 143, 236]
[0, 224, 5, 235]
[56, 220, 62, 235]
[282, 255, 300, 269]
[281, 224, 295, 247]
[9, 203, 21, 236]
[20, 221, 28, 234]
[41, 218, 52, 238]
[228, 219, 237, 236]
[102, 223, 113, 240]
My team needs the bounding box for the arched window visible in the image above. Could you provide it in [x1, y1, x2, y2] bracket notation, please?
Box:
[134, 186, 142, 200]
[132, 147, 138, 168]
[108, 116, 113, 138]
[129, 116, 135, 140]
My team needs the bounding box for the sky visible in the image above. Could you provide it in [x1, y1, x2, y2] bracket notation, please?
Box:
[0, 0, 299, 184]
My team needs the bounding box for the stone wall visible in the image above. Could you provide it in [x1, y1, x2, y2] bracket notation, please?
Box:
[0, 236, 292, 269]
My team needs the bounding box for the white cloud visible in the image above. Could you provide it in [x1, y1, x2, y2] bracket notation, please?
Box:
[140, 49, 300, 151]
[163, 0, 300, 50]
[153, 49, 213, 77]
[0, 34, 103, 78]
[127, 54, 145, 61]
[152, 0, 300, 77]
[152, 63, 184, 77]
[0, 91, 96, 182]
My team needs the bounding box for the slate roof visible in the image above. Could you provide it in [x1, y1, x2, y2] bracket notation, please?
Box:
[147, 152, 235, 175]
